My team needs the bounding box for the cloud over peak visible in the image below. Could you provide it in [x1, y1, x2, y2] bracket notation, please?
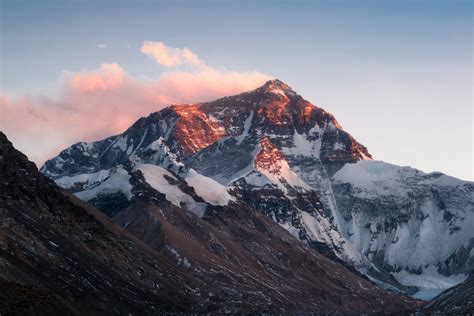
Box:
[68, 63, 125, 92]
[1, 40, 271, 166]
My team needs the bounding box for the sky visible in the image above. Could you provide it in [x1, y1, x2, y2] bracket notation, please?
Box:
[0, 0, 472, 180]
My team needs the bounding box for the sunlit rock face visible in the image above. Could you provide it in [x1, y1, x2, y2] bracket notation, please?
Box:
[172, 104, 227, 155]
[41, 79, 473, 298]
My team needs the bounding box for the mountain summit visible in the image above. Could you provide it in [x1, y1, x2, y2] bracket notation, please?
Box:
[41, 79, 473, 300]
[42, 79, 370, 177]
[258, 78, 295, 94]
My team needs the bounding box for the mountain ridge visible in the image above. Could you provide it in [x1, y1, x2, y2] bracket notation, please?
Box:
[40, 79, 473, 300]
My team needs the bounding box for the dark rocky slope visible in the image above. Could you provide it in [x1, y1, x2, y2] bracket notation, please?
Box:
[424, 273, 474, 314]
[0, 132, 221, 314]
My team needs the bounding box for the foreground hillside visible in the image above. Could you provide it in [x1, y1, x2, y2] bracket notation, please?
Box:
[0, 132, 212, 314]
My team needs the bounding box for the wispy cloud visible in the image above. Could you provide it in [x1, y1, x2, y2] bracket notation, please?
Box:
[68, 63, 125, 92]
[96, 43, 107, 49]
[141, 41, 203, 67]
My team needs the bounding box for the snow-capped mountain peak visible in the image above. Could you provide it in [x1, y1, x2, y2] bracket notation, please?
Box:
[41, 80, 473, 300]
[258, 79, 295, 98]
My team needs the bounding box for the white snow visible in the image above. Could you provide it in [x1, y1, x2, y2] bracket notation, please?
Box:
[138, 164, 206, 217]
[75, 167, 133, 201]
[393, 266, 467, 301]
[277, 160, 312, 190]
[256, 157, 311, 192]
[133, 128, 148, 155]
[185, 169, 235, 206]
[300, 211, 364, 264]
[230, 143, 312, 192]
[55, 169, 111, 189]
[78, 142, 94, 152]
[126, 144, 134, 155]
[142, 137, 184, 172]
[48, 241, 59, 247]
[278, 221, 301, 238]
[332, 160, 415, 198]
[281, 126, 322, 158]
[332, 159, 474, 295]
[167, 246, 191, 268]
[112, 135, 128, 151]
[427, 173, 469, 187]
[235, 111, 254, 145]
[267, 88, 287, 97]
[301, 211, 330, 243]
[333, 142, 345, 150]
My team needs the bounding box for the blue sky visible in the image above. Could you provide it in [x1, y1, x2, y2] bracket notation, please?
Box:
[1, 0, 472, 180]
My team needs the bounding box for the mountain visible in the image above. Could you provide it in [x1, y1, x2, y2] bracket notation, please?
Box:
[424, 272, 474, 313]
[41, 79, 473, 299]
[1, 132, 423, 313]
[331, 160, 473, 298]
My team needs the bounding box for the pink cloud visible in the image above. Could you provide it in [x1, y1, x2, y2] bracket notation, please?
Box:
[68, 63, 125, 92]
[141, 41, 203, 67]
[1, 64, 271, 167]
[155, 67, 271, 102]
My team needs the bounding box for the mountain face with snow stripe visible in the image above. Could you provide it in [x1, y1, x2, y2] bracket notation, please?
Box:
[41, 79, 473, 299]
[331, 160, 474, 298]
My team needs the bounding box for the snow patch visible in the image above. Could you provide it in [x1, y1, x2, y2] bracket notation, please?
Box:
[138, 164, 206, 217]
[185, 169, 235, 206]
[282, 126, 322, 158]
[55, 169, 111, 189]
[332, 160, 415, 198]
[235, 111, 254, 145]
[258, 158, 311, 192]
[333, 142, 345, 150]
[393, 266, 467, 301]
[167, 246, 191, 268]
[112, 135, 128, 151]
[75, 167, 132, 201]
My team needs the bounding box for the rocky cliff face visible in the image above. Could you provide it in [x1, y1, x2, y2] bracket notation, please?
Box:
[41, 79, 473, 300]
